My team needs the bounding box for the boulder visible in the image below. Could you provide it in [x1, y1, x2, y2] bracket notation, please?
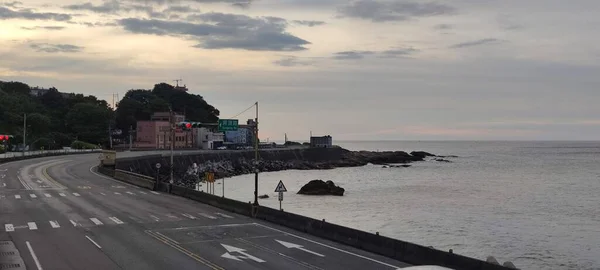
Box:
[434, 158, 451, 163]
[298, 180, 345, 196]
[258, 194, 269, 199]
[410, 151, 436, 159]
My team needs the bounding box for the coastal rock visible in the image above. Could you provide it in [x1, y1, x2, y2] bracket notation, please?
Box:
[258, 194, 269, 199]
[298, 180, 345, 196]
[435, 158, 452, 163]
[410, 151, 436, 159]
[382, 164, 412, 168]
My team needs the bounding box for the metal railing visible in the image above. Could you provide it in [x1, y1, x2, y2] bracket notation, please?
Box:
[0, 149, 101, 159]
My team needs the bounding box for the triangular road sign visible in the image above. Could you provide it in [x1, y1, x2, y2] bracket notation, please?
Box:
[274, 180, 287, 192]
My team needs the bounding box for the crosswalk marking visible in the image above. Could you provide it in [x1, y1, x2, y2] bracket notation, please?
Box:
[73, 193, 81, 197]
[108, 217, 124, 224]
[215, 212, 234, 218]
[150, 191, 159, 195]
[150, 215, 160, 221]
[181, 213, 197, 220]
[5, 224, 14, 232]
[114, 192, 121, 195]
[70, 220, 79, 227]
[44, 193, 52, 198]
[100, 192, 106, 196]
[126, 191, 135, 195]
[49, 221, 60, 228]
[28, 222, 37, 230]
[15, 195, 21, 199]
[166, 214, 179, 219]
[198, 213, 217, 219]
[90, 218, 103, 225]
[30, 194, 37, 198]
[59, 193, 66, 197]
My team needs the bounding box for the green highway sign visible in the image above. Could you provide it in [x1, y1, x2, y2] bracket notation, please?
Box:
[218, 119, 239, 131]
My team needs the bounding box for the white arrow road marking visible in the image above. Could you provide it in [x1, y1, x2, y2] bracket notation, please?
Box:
[30, 194, 37, 198]
[49, 221, 60, 228]
[221, 252, 242, 261]
[215, 212, 233, 218]
[90, 218, 103, 225]
[181, 213, 196, 220]
[59, 193, 66, 197]
[44, 193, 52, 198]
[221, 244, 266, 263]
[15, 195, 21, 199]
[28, 222, 38, 230]
[198, 213, 217, 219]
[108, 217, 124, 224]
[5, 224, 14, 232]
[276, 240, 325, 257]
[73, 193, 81, 197]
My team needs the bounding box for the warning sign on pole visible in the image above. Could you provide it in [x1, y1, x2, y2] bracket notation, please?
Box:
[274, 180, 287, 192]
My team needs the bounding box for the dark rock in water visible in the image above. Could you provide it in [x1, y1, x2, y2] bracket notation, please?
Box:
[438, 155, 459, 158]
[298, 180, 345, 196]
[435, 158, 451, 163]
[258, 194, 269, 199]
[384, 164, 412, 168]
[410, 151, 436, 159]
[382, 165, 390, 168]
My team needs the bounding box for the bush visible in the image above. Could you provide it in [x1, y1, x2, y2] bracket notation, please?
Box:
[0, 145, 5, 154]
[71, 140, 99, 149]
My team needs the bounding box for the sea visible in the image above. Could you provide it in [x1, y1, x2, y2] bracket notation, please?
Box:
[215, 141, 600, 270]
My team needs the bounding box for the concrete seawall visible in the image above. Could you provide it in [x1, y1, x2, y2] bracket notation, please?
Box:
[99, 163, 514, 270]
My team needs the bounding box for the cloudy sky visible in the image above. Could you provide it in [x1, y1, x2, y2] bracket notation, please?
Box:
[1, 0, 600, 141]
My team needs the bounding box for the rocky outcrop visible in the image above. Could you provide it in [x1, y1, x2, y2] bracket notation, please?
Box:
[298, 180, 345, 196]
[410, 151, 436, 159]
[382, 164, 412, 168]
[435, 158, 452, 163]
[258, 194, 269, 199]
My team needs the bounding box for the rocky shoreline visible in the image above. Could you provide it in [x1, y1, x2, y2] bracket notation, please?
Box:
[176, 149, 439, 188]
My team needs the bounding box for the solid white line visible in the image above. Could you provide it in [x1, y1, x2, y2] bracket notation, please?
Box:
[73, 193, 81, 197]
[49, 221, 60, 228]
[108, 217, 124, 224]
[28, 222, 38, 230]
[44, 193, 52, 198]
[30, 194, 37, 198]
[5, 224, 14, 232]
[215, 212, 234, 218]
[59, 193, 66, 197]
[15, 195, 21, 199]
[150, 191, 159, 195]
[90, 218, 103, 225]
[182, 213, 197, 220]
[26, 241, 43, 270]
[85, 236, 102, 249]
[70, 220, 78, 227]
[17, 175, 32, 190]
[88, 165, 140, 189]
[254, 223, 401, 269]
[198, 213, 217, 219]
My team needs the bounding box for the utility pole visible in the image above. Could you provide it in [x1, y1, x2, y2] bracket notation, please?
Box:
[22, 113, 26, 156]
[253, 101, 259, 206]
[170, 108, 175, 185]
[108, 120, 113, 149]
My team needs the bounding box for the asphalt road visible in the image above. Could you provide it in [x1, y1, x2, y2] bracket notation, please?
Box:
[0, 153, 412, 270]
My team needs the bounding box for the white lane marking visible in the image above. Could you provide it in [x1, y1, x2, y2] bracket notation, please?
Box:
[114, 192, 121, 195]
[73, 193, 81, 197]
[5, 224, 14, 232]
[198, 213, 217, 219]
[15, 195, 21, 199]
[70, 220, 79, 227]
[181, 213, 197, 220]
[166, 214, 179, 219]
[17, 175, 32, 190]
[1, 183, 6, 187]
[150, 215, 160, 221]
[216, 212, 234, 218]
[139, 191, 147, 194]
[44, 193, 52, 198]
[26, 241, 43, 270]
[276, 239, 325, 257]
[108, 217, 124, 225]
[90, 218, 103, 225]
[254, 223, 401, 269]
[36, 180, 43, 184]
[100, 192, 106, 196]
[150, 191, 159, 195]
[85, 236, 102, 249]
[126, 191, 135, 195]
[49, 221, 60, 228]
[30, 194, 37, 198]
[28, 222, 38, 230]
[59, 193, 66, 197]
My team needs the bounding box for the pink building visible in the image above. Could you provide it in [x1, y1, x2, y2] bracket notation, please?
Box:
[134, 113, 195, 149]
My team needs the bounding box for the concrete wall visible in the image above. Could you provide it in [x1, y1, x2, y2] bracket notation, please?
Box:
[112, 169, 156, 190]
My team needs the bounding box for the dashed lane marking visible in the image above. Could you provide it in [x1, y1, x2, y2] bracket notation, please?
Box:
[70, 220, 79, 227]
[59, 193, 66, 197]
[198, 213, 217, 219]
[30, 194, 37, 198]
[182, 213, 197, 220]
[114, 192, 121, 195]
[90, 218, 103, 225]
[73, 193, 81, 197]
[215, 212, 234, 218]
[139, 191, 147, 194]
[126, 191, 135, 195]
[28, 222, 38, 230]
[15, 195, 21, 199]
[45, 193, 52, 198]
[150, 191, 159, 195]
[5, 224, 14, 232]
[109, 217, 124, 225]
[49, 221, 60, 228]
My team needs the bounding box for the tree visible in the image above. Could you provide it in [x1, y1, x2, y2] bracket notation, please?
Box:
[66, 103, 113, 144]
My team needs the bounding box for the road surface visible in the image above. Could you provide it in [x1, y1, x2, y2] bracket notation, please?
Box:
[0, 153, 411, 270]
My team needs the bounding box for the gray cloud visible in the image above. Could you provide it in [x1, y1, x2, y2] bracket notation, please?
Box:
[0, 6, 72, 21]
[164, 5, 200, 13]
[449, 38, 503, 49]
[2, 1, 21, 8]
[273, 56, 315, 67]
[122, 0, 253, 8]
[119, 13, 311, 51]
[63, 1, 121, 14]
[434, 23, 452, 30]
[381, 47, 419, 57]
[292, 20, 325, 27]
[333, 50, 375, 60]
[338, 0, 455, 22]
[29, 43, 84, 53]
[21, 26, 65, 31]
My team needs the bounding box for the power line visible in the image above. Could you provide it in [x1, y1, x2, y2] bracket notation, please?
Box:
[230, 103, 256, 119]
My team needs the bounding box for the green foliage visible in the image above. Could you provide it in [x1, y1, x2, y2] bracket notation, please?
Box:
[0, 145, 5, 154]
[70, 140, 99, 149]
[66, 103, 113, 144]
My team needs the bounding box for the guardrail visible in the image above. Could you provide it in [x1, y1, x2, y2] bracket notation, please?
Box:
[0, 149, 101, 163]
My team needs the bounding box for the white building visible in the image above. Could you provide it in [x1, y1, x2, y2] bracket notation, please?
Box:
[195, 128, 224, 150]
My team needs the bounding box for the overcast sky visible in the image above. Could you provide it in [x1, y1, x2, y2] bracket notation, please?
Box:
[1, 0, 599, 141]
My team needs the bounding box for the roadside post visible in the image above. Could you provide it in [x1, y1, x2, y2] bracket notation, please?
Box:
[155, 163, 161, 191]
[274, 180, 287, 211]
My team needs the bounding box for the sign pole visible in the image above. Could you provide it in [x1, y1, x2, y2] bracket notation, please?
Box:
[222, 177, 225, 198]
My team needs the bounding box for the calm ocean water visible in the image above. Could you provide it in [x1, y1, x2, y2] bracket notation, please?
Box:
[218, 141, 600, 270]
